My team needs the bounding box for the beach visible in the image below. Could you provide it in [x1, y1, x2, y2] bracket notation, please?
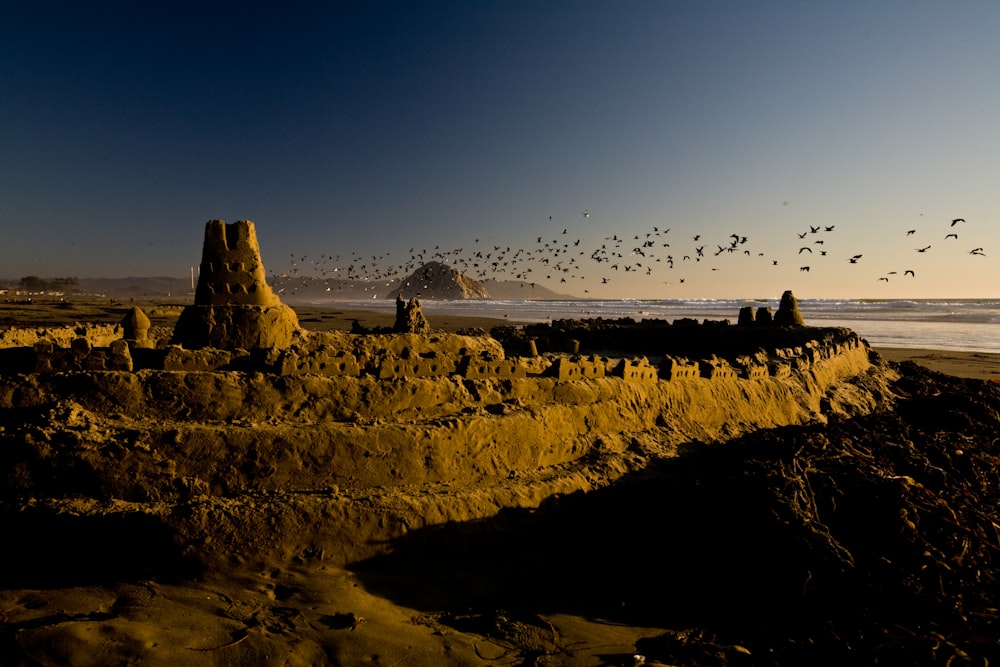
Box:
[874, 346, 1000, 381]
[1, 296, 1000, 665]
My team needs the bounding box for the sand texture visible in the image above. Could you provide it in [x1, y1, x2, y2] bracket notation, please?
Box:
[1, 298, 999, 666]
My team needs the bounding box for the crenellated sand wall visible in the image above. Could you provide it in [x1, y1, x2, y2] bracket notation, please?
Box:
[0, 322, 894, 568]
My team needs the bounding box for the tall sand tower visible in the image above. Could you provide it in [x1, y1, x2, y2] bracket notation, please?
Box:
[171, 220, 300, 349]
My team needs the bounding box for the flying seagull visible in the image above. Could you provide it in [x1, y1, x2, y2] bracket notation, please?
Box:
[951, 218, 965, 226]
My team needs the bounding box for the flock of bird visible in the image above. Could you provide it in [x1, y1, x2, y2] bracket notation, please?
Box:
[272, 211, 989, 297]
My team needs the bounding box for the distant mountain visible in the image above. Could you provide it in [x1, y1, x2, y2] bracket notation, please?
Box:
[387, 261, 490, 300]
[479, 279, 576, 300]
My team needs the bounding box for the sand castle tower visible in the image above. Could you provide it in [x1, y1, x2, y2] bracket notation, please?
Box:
[171, 220, 299, 350]
[774, 290, 806, 326]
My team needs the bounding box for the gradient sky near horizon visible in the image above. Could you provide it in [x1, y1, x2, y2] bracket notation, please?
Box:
[2, 1, 997, 299]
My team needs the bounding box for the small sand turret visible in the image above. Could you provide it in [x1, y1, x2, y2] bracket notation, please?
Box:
[121, 306, 154, 349]
[774, 290, 805, 326]
[393, 295, 431, 333]
[171, 220, 299, 350]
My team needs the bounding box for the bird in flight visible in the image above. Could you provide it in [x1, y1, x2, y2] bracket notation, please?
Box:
[906, 230, 916, 236]
[904, 270, 915, 277]
[582, 209, 590, 218]
[945, 233, 958, 239]
[798, 247, 813, 254]
[970, 248, 987, 256]
[951, 218, 965, 226]
[916, 246, 931, 252]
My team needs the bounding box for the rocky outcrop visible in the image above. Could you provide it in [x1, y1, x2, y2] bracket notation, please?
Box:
[171, 220, 300, 350]
[387, 261, 490, 300]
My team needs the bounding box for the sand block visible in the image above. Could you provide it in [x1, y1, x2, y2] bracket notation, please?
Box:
[660, 355, 700, 380]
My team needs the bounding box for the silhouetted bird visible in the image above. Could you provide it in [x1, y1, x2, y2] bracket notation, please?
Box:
[951, 218, 965, 226]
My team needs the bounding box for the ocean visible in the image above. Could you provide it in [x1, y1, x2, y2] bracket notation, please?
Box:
[315, 298, 1000, 354]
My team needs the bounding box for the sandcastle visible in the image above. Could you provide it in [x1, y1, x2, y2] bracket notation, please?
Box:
[170, 219, 300, 350]
[0, 221, 895, 590]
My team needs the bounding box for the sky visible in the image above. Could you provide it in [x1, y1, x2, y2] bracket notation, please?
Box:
[1, 0, 997, 299]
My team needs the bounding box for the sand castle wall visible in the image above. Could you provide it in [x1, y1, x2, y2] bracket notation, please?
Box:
[0, 323, 123, 349]
[0, 320, 888, 570]
[0, 330, 876, 497]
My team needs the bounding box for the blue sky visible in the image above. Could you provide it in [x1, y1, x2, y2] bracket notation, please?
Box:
[1, 1, 997, 298]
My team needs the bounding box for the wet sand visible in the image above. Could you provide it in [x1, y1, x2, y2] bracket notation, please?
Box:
[874, 346, 1000, 381]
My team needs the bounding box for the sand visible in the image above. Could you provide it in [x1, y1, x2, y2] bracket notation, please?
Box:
[874, 346, 1000, 381]
[2, 298, 999, 665]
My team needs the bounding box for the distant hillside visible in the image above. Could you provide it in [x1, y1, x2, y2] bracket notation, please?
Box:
[79, 277, 192, 298]
[1, 271, 578, 303]
[479, 279, 575, 300]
